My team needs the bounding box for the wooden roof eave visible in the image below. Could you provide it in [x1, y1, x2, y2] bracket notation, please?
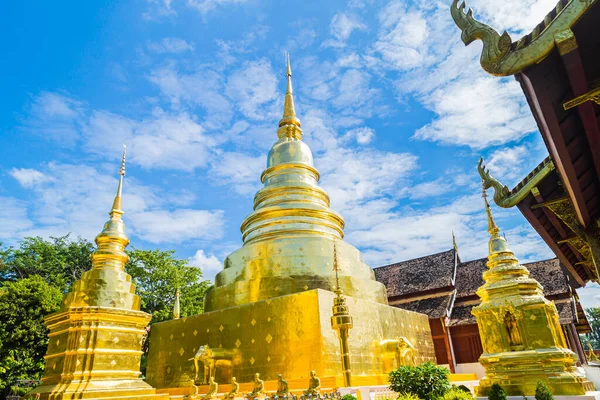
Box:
[451, 0, 597, 77]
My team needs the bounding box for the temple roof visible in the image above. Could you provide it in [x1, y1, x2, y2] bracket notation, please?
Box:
[373, 249, 456, 299]
[391, 292, 456, 319]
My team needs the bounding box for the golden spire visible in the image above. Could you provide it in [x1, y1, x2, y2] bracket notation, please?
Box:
[452, 231, 459, 251]
[482, 182, 500, 238]
[277, 52, 303, 140]
[91, 145, 130, 272]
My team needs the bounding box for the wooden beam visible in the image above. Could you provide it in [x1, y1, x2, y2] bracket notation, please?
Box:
[517, 72, 591, 228]
[558, 31, 600, 192]
[517, 198, 585, 286]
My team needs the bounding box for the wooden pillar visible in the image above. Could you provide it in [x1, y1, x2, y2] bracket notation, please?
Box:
[568, 323, 588, 365]
[563, 324, 582, 366]
[441, 318, 456, 373]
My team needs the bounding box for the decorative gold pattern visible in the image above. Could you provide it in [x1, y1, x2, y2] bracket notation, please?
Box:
[471, 187, 593, 396]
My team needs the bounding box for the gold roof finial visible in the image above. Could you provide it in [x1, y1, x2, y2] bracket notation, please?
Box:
[482, 181, 500, 238]
[333, 240, 342, 296]
[173, 287, 181, 320]
[277, 52, 302, 140]
[111, 145, 127, 215]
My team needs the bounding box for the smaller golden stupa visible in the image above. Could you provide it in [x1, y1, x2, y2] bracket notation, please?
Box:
[31, 147, 168, 400]
[473, 187, 593, 396]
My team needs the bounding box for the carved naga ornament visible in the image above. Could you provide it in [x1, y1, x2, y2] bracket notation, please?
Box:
[478, 158, 510, 206]
[451, 0, 512, 75]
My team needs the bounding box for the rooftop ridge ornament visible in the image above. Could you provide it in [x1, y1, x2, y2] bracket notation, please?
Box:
[277, 52, 303, 140]
[450, 0, 511, 75]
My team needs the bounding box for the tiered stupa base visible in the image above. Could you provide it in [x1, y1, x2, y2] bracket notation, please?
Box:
[476, 348, 595, 396]
[30, 307, 168, 400]
[146, 289, 435, 395]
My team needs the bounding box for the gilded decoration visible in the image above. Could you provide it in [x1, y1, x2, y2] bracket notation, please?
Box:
[29, 147, 167, 399]
[471, 186, 592, 396]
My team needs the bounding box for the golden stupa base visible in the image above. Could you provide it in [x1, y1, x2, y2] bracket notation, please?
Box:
[475, 349, 595, 396]
[146, 289, 435, 390]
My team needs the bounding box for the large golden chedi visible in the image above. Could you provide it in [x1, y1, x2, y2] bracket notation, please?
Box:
[145, 60, 435, 394]
[31, 150, 167, 399]
[473, 191, 593, 396]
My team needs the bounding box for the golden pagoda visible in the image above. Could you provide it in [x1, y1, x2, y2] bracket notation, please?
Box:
[145, 57, 435, 395]
[30, 148, 168, 400]
[473, 188, 593, 396]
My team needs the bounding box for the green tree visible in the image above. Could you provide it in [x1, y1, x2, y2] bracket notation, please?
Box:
[0, 276, 63, 398]
[126, 248, 211, 323]
[584, 308, 600, 348]
[487, 384, 507, 400]
[0, 235, 94, 292]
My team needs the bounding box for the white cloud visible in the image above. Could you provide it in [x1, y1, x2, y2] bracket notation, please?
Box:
[343, 127, 375, 145]
[129, 209, 224, 243]
[578, 283, 600, 309]
[7, 162, 224, 245]
[0, 197, 33, 241]
[209, 152, 265, 196]
[148, 65, 233, 126]
[22, 92, 85, 143]
[485, 145, 531, 183]
[225, 59, 279, 121]
[414, 77, 536, 148]
[189, 249, 222, 282]
[143, 0, 250, 19]
[10, 168, 49, 188]
[147, 37, 194, 53]
[403, 179, 453, 200]
[372, 3, 429, 70]
[323, 13, 367, 48]
[466, 0, 561, 34]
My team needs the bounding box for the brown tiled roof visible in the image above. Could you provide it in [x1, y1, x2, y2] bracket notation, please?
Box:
[554, 299, 576, 324]
[527, 259, 570, 296]
[374, 249, 456, 298]
[391, 292, 456, 319]
[447, 304, 476, 326]
[455, 258, 486, 299]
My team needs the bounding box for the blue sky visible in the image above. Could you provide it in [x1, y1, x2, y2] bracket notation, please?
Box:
[1, 0, 598, 306]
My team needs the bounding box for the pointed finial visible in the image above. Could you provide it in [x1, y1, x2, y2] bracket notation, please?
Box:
[482, 181, 500, 238]
[333, 240, 342, 296]
[277, 52, 302, 140]
[111, 145, 127, 214]
[452, 231, 458, 251]
[173, 287, 181, 320]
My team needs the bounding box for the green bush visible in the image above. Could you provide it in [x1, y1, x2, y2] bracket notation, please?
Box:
[488, 384, 507, 400]
[441, 388, 473, 400]
[535, 381, 553, 400]
[396, 393, 420, 400]
[388, 362, 451, 400]
[455, 385, 471, 394]
[341, 395, 357, 400]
